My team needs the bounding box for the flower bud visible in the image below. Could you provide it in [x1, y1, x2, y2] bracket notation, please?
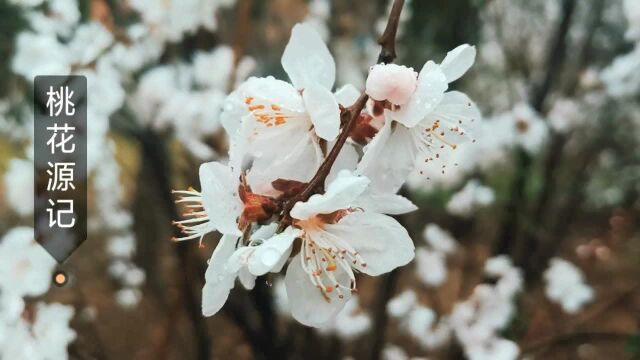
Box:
[365, 64, 417, 105]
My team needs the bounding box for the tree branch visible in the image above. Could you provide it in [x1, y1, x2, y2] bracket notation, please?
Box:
[279, 0, 405, 227]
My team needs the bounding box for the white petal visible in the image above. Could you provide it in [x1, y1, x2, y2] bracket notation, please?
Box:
[247, 130, 323, 196]
[290, 170, 369, 219]
[355, 191, 418, 215]
[392, 61, 448, 128]
[282, 23, 335, 90]
[247, 76, 306, 112]
[303, 82, 341, 141]
[285, 254, 351, 327]
[238, 268, 256, 290]
[326, 142, 359, 185]
[439, 44, 476, 83]
[251, 223, 279, 240]
[326, 211, 415, 276]
[199, 162, 243, 236]
[202, 235, 238, 316]
[334, 84, 361, 107]
[357, 120, 417, 194]
[248, 227, 301, 276]
[423, 90, 481, 135]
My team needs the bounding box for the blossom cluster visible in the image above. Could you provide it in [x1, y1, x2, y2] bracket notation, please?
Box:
[0, 228, 76, 360]
[174, 22, 481, 327]
[386, 254, 523, 359]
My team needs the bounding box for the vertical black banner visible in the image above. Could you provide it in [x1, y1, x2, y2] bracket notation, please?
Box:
[34, 76, 88, 263]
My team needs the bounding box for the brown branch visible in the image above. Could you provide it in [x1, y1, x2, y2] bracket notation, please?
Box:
[279, 0, 405, 228]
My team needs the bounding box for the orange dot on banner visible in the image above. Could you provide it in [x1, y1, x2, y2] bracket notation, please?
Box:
[53, 271, 68, 287]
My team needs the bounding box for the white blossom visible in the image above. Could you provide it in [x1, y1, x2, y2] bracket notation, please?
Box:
[543, 258, 594, 314]
[446, 179, 495, 217]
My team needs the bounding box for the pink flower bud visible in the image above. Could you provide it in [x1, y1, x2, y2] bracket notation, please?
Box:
[365, 64, 417, 105]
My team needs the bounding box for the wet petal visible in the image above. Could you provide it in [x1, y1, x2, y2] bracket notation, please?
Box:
[199, 162, 243, 236]
[354, 191, 418, 215]
[439, 44, 476, 83]
[202, 235, 238, 316]
[393, 61, 448, 128]
[326, 211, 415, 276]
[303, 82, 340, 141]
[357, 120, 417, 194]
[285, 254, 351, 327]
[334, 84, 361, 107]
[290, 170, 369, 220]
[249, 228, 301, 276]
[282, 23, 335, 90]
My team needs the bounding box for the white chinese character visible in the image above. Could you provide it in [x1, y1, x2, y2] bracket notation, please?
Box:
[46, 123, 75, 154]
[46, 162, 76, 191]
[45, 86, 75, 116]
[47, 199, 76, 228]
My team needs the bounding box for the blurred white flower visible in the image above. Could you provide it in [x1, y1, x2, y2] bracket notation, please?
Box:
[423, 224, 457, 254]
[387, 290, 417, 318]
[115, 288, 143, 309]
[129, 0, 233, 42]
[547, 98, 584, 134]
[1, 302, 76, 360]
[107, 234, 136, 259]
[446, 179, 495, 217]
[319, 295, 371, 339]
[450, 256, 522, 360]
[601, 46, 640, 98]
[3, 158, 34, 217]
[624, 0, 640, 41]
[415, 248, 448, 287]
[31, 303, 76, 359]
[0, 227, 56, 298]
[544, 258, 594, 314]
[68, 22, 114, 66]
[12, 32, 70, 80]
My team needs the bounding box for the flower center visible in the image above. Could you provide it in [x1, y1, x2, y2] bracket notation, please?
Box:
[295, 212, 368, 302]
[244, 97, 307, 127]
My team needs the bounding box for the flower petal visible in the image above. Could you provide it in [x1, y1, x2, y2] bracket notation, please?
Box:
[290, 170, 369, 220]
[326, 142, 359, 186]
[334, 84, 361, 107]
[247, 130, 323, 196]
[355, 191, 418, 215]
[422, 90, 481, 137]
[392, 61, 448, 128]
[439, 44, 476, 83]
[356, 120, 417, 194]
[202, 235, 238, 316]
[238, 268, 256, 290]
[248, 227, 301, 276]
[325, 211, 415, 276]
[285, 254, 351, 327]
[199, 162, 243, 236]
[282, 23, 336, 90]
[303, 82, 341, 141]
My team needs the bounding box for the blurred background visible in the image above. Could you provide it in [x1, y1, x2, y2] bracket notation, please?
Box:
[0, 0, 639, 359]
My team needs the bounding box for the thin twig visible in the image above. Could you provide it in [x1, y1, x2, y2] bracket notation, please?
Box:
[279, 0, 405, 228]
